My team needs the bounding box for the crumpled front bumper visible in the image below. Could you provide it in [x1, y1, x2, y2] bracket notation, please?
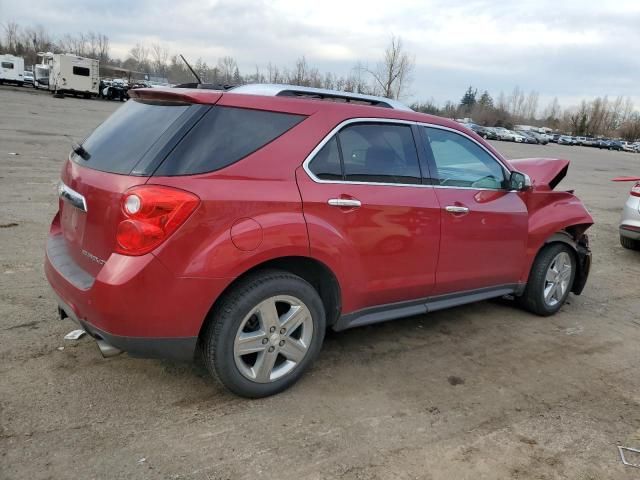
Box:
[571, 234, 591, 295]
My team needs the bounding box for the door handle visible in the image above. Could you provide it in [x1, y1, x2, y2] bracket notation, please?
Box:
[328, 198, 362, 208]
[445, 205, 469, 214]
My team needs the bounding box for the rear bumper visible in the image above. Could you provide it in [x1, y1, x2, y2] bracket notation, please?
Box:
[54, 290, 197, 360]
[45, 231, 233, 361]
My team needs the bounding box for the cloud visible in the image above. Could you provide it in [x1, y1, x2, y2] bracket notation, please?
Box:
[2, 0, 639, 109]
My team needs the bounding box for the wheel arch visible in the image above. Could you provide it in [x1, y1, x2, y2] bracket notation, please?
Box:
[523, 223, 591, 295]
[198, 256, 342, 340]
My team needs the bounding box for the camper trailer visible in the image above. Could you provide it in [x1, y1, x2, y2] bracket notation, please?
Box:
[0, 54, 25, 86]
[34, 63, 50, 89]
[40, 53, 99, 98]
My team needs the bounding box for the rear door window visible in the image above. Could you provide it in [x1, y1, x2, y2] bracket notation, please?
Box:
[73, 99, 192, 174]
[308, 123, 421, 184]
[155, 106, 305, 176]
[308, 137, 342, 180]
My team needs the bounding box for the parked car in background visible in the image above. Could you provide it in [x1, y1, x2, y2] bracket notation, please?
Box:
[517, 130, 548, 144]
[44, 83, 593, 397]
[470, 125, 498, 140]
[493, 127, 514, 141]
[510, 131, 527, 143]
[549, 134, 560, 143]
[613, 177, 640, 250]
[558, 136, 573, 145]
[22, 70, 34, 86]
[621, 141, 635, 152]
[517, 131, 538, 144]
[582, 137, 597, 147]
[608, 140, 624, 151]
[529, 131, 549, 144]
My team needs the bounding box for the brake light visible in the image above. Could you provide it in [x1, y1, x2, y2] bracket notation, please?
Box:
[631, 183, 640, 197]
[115, 185, 199, 256]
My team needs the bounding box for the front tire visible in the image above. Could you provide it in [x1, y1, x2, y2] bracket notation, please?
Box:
[518, 243, 576, 316]
[202, 270, 326, 398]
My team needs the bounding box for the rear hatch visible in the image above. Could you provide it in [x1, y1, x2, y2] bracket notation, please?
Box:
[57, 92, 219, 277]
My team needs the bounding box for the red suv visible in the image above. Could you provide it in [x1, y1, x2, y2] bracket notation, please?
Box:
[45, 84, 593, 397]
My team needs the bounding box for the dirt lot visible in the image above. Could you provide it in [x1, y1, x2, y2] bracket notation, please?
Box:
[1, 85, 640, 480]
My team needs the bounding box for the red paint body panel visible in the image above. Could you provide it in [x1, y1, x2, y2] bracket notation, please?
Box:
[45, 214, 230, 337]
[296, 167, 441, 312]
[44, 89, 594, 353]
[432, 189, 528, 294]
[59, 160, 146, 276]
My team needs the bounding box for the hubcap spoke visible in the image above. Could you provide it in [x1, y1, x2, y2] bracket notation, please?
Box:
[544, 283, 555, 302]
[257, 298, 280, 332]
[253, 349, 279, 383]
[236, 331, 267, 355]
[280, 304, 310, 335]
[280, 338, 307, 363]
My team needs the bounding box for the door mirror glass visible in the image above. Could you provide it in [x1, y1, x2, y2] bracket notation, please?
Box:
[509, 171, 531, 191]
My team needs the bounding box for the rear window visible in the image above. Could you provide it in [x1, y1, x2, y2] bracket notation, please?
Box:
[73, 66, 90, 76]
[154, 106, 305, 176]
[73, 100, 191, 174]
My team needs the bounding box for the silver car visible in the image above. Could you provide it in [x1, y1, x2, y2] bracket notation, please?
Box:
[620, 181, 640, 250]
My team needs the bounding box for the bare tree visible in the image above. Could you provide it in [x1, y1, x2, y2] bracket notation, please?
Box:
[367, 35, 414, 99]
[217, 56, 237, 84]
[150, 43, 169, 76]
[3, 21, 20, 52]
[128, 43, 150, 70]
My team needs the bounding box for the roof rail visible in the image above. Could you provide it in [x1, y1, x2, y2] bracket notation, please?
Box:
[228, 84, 413, 111]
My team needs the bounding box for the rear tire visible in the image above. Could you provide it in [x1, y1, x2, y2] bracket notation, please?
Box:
[202, 270, 326, 398]
[517, 243, 576, 316]
[620, 235, 640, 250]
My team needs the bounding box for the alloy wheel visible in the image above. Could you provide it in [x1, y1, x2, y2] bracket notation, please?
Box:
[543, 252, 572, 307]
[233, 295, 314, 383]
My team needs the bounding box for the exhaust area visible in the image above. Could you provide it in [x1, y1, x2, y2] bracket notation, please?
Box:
[96, 339, 123, 358]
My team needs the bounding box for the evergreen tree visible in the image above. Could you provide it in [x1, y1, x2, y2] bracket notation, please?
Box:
[460, 86, 477, 112]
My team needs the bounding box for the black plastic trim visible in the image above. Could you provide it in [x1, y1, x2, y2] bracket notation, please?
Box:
[333, 284, 520, 331]
[571, 235, 591, 295]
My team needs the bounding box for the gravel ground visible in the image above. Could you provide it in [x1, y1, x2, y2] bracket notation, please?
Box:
[1, 85, 640, 480]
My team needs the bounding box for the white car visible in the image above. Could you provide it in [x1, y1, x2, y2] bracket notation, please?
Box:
[621, 141, 636, 152]
[618, 179, 640, 250]
[494, 127, 524, 142]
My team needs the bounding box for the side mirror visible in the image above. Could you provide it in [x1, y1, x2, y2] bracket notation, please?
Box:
[509, 171, 531, 191]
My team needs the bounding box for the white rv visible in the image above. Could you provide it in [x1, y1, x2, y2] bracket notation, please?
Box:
[0, 54, 25, 86]
[40, 53, 99, 97]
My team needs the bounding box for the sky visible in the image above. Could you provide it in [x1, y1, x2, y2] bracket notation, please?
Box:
[2, 0, 640, 110]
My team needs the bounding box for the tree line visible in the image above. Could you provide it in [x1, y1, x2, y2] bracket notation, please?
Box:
[2, 21, 639, 140]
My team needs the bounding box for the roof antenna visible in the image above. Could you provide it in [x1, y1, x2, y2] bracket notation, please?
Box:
[180, 54, 202, 84]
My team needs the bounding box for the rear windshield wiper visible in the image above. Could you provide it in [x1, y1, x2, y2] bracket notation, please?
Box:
[72, 143, 91, 161]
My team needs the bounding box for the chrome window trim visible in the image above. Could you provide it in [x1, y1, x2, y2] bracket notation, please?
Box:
[302, 117, 516, 192]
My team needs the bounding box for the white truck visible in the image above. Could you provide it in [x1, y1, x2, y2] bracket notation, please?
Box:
[39, 53, 99, 98]
[0, 54, 25, 86]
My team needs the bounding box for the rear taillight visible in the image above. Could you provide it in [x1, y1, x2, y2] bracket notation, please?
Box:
[631, 183, 640, 197]
[115, 185, 199, 256]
